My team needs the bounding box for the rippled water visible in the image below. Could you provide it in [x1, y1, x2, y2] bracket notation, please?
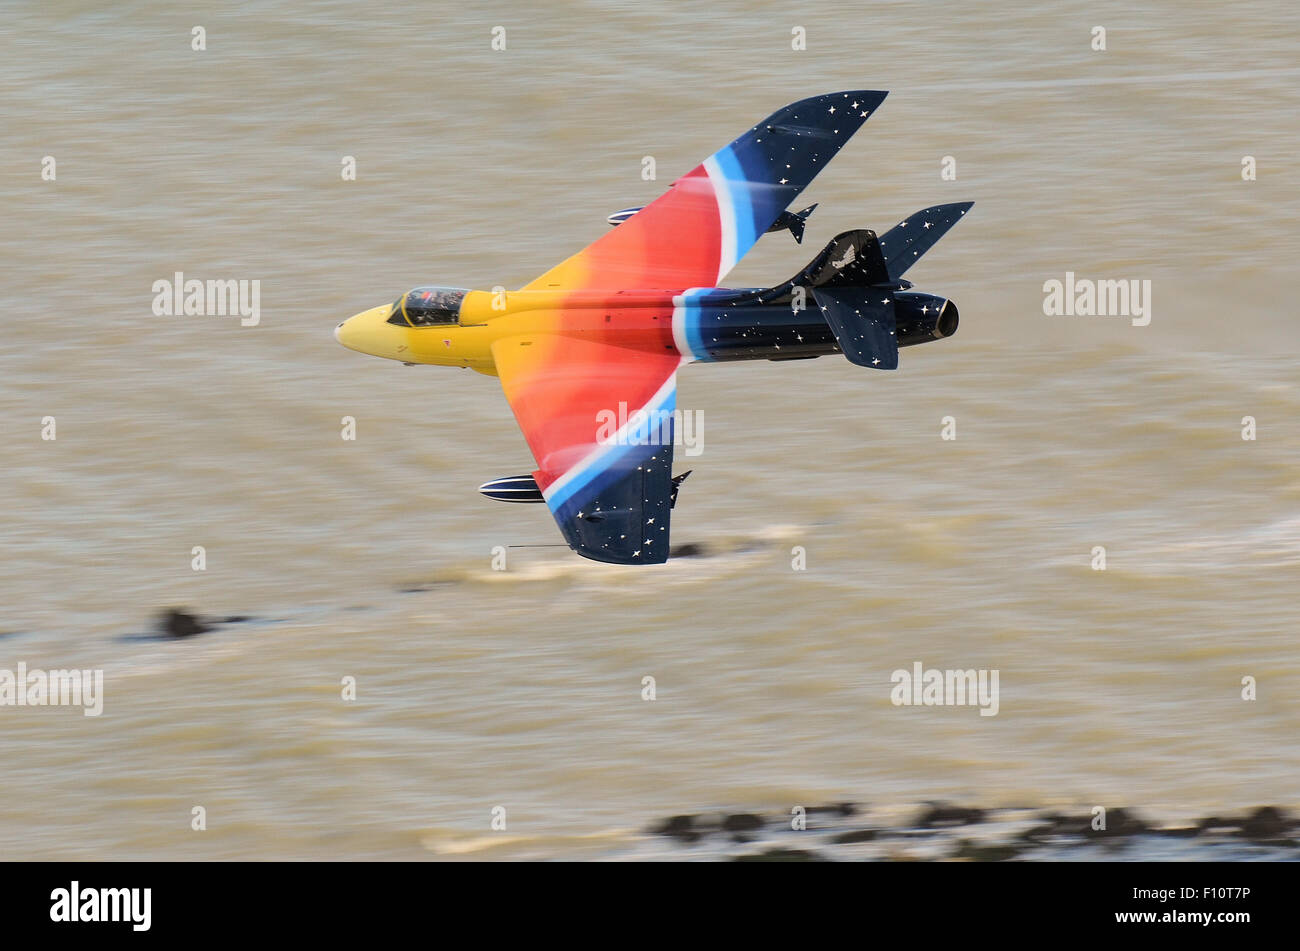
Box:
[2, 1, 1297, 859]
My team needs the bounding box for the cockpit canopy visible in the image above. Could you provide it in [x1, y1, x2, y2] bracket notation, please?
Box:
[386, 286, 468, 327]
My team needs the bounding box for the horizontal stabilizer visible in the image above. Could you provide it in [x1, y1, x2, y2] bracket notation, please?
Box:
[879, 202, 973, 280]
[813, 287, 898, 369]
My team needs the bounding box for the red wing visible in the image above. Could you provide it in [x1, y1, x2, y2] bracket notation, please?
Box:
[521, 90, 888, 291]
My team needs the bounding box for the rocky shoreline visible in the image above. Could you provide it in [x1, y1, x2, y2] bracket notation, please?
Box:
[643, 804, 1299, 861]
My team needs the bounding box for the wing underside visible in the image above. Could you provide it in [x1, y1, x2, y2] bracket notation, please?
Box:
[491, 333, 682, 565]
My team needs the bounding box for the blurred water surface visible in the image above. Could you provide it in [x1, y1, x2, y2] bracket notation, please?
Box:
[1, 1, 1297, 858]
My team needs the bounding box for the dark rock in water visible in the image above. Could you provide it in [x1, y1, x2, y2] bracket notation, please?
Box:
[733, 848, 829, 862]
[722, 813, 764, 833]
[918, 804, 986, 828]
[832, 828, 877, 844]
[1197, 816, 1235, 834]
[669, 542, 708, 559]
[1092, 807, 1148, 838]
[952, 839, 1023, 862]
[653, 814, 693, 835]
[652, 815, 701, 843]
[1020, 812, 1078, 839]
[1153, 825, 1200, 838]
[1020, 823, 1059, 844]
[1238, 806, 1292, 841]
[159, 609, 211, 639]
[631, 802, 1300, 861]
[1025, 808, 1147, 839]
[807, 802, 857, 818]
[1022, 813, 1087, 842]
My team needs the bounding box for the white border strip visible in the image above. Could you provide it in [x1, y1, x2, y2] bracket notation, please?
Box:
[702, 155, 739, 285]
[541, 368, 682, 510]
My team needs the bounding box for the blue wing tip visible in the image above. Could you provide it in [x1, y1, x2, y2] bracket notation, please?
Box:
[784, 90, 889, 113]
[835, 89, 889, 105]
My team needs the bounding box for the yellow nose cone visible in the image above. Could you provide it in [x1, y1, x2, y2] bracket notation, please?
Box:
[334, 304, 407, 361]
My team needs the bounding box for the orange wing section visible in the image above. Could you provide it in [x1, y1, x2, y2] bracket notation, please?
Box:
[522, 167, 722, 292]
[491, 330, 682, 564]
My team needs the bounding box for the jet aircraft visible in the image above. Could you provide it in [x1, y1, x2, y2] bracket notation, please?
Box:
[335, 91, 972, 564]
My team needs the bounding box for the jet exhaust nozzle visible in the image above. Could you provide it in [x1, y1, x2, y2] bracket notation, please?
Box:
[893, 292, 959, 346]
